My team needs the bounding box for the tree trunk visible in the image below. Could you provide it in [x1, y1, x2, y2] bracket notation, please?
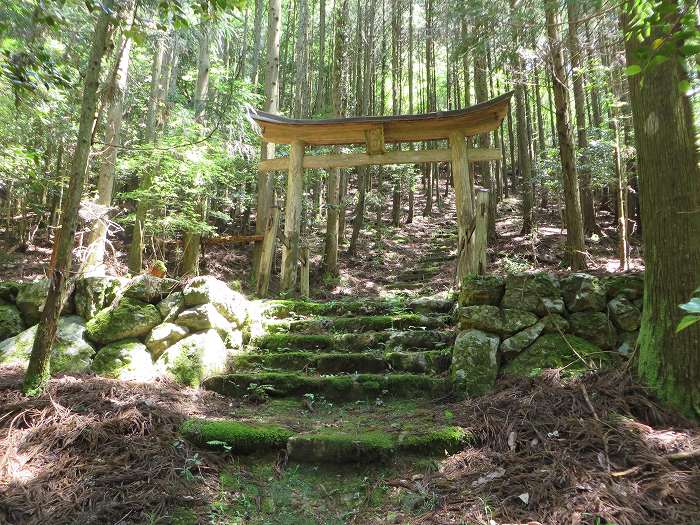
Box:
[324, 168, 340, 275]
[23, 0, 114, 395]
[128, 36, 165, 274]
[566, 0, 599, 235]
[85, 24, 134, 274]
[249, 0, 264, 83]
[623, 0, 700, 418]
[545, 0, 586, 270]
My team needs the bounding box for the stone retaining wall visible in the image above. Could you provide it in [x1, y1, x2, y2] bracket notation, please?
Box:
[451, 272, 643, 396]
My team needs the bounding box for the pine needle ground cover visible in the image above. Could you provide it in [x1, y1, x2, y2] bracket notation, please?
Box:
[0, 365, 698, 524]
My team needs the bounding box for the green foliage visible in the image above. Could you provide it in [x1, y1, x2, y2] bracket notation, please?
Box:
[181, 418, 293, 453]
[677, 288, 700, 333]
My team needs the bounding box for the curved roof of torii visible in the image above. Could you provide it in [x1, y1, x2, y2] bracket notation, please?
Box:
[250, 91, 513, 146]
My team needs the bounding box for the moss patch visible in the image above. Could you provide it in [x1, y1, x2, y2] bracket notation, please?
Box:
[287, 431, 395, 464]
[85, 298, 161, 344]
[252, 333, 333, 351]
[263, 298, 406, 319]
[397, 426, 473, 454]
[181, 418, 293, 453]
[203, 372, 449, 401]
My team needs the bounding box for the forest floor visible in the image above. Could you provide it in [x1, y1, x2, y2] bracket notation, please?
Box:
[1, 365, 698, 524]
[0, 188, 644, 293]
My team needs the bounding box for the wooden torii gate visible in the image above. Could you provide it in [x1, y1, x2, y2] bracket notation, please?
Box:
[252, 91, 513, 295]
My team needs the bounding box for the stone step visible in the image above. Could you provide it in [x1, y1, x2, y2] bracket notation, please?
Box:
[383, 282, 425, 291]
[260, 298, 406, 320]
[203, 371, 451, 401]
[182, 417, 472, 464]
[266, 314, 449, 335]
[231, 350, 451, 375]
[251, 329, 455, 353]
[420, 255, 457, 264]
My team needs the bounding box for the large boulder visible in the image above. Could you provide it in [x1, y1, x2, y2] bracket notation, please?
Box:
[502, 333, 605, 377]
[458, 275, 505, 306]
[145, 322, 189, 357]
[607, 296, 641, 332]
[175, 304, 234, 343]
[74, 276, 123, 320]
[0, 315, 95, 373]
[0, 304, 24, 341]
[499, 321, 545, 356]
[123, 275, 181, 304]
[157, 292, 184, 323]
[16, 279, 74, 325]
[91, 339, 161, 381]
[457, 305, 538, 337]
[157, 329, 230, 387]
[450, 329, 500, 397]
[0, 281, 20, 303]
[85, 297, 162, 345]
[604, 273, 644, 300]
[560, 273, 606, 313]
[182, 276, 248, 327]
[501, 273, 564, 315]
[569, 311, 617, 350]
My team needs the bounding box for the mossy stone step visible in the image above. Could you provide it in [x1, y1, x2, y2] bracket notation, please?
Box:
[181, 418, 293, 453]
[261, 298, 406, 319]
[203, 371, 451, 401]
[383, 282, 425, 291]
[270, 314, 449, 334]
[231, 350, 451, 374]
[251, 330, 455, 353]
[181, 418, 472, 464]
[420, 255, 457, 263]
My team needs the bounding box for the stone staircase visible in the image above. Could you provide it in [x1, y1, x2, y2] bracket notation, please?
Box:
[183, 295, 470, 465]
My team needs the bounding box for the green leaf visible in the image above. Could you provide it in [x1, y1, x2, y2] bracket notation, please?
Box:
[679, 80, 691, 94]
[625, 64, 641, 76]
[680, 297, 700, 314]
[676, 315, 700, 333]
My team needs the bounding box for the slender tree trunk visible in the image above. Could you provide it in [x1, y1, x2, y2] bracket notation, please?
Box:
[474, 36, 496, 241]
[85, 24, 134, 274]
[623, 0, 700, 418]
[249, 0, 264, 83]
[566, 0, 599, 234]
[545, 0, 586, 269]
[23, 0, 115, 395]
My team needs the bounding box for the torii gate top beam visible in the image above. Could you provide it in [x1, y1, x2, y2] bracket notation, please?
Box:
[251, 91, 513, 146]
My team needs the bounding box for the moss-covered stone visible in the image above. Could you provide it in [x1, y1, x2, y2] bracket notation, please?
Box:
[144, 322, 189, 357]
[617, 330, 639, 355]
[456, 305, 538, 337]
[0, 315, 94, 373]
[315, 353, 388, 374]
[386, 351, 451, 374]
[252, 333, 334, 351]
[203, 372, 448, 401]
[91, 339, 160, 380]
[74, 276, 123, 320]
[286, 314, 447, 335]
[85, 297, 162, 345]
[560, 273, 606, 313]
[459, 274, 505, 306]
[0, 304, 24, 341]
[157, 291, 184, 323]
[501, 272, 564, 315]
[123, 274, 181, 304]
[384, 330, 455, 351]
[540, 313, 570, 334]
[182, 276, 248, 327]
[181, 418, 293, 453]
[0, 281, 20, 303]
[175, 304, 233, 342]
[231, 351, 315, 371]
[158, 329, 230, 387]
[16, 279, 73, 325]
[502, 333, 606, 377]
[262, 298, 404, 319]
[604, 273, 644, 300]
[500, 321, 545, 356]
[407, 293, 455, 314]
[397, 426, 473, 454]
[569, 311, 617, 350]
[287, 431, 395, 464]
[607, 296, 641, 332]
[450, 329, 500, 397]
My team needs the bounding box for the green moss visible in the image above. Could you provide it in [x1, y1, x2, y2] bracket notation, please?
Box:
[263, 298, 407, 319]
[253, 333, 333, 351]
[85, 297, 161, 344]
[316, 353, 387, 373]
[181, 418, 293, 453]
[459, 274, 505, 306]
[231, 352, 316, 371]
[287, 431, 395, 463]
[171, 348, 204, 387]
[503, 333, 609, 378]
[397, 426, 473, 454]
[203, 372, 448, 401]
